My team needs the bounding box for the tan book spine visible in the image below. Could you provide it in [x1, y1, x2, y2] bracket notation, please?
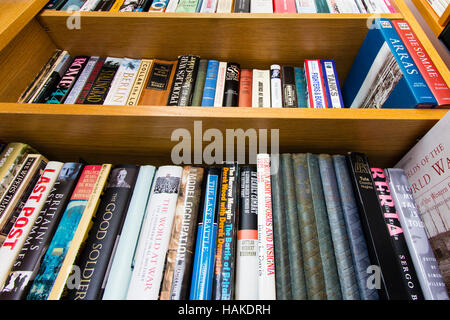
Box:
[126, 59, 153, 106]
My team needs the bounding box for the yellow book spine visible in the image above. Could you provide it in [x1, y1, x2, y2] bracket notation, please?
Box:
[48, 164, 112, 300]
[126, 59, 153, 106]
[110, 0, 125, 11]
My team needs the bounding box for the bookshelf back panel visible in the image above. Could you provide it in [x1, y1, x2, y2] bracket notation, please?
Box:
[38, 12, 402, 83]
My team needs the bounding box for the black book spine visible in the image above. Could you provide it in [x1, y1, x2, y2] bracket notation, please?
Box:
[179, 56, 200, 106]
[45, 0, 67, 9]
[0, 163, 84, 300]
[67, 165, 139, 300]
[84, 58, 121, 105]
[346, 152, 413, 300]
[223, 63, 240, 107]
[135, 0, 153, 11]
[167, 55, 189, 106]
[95, 0, 116, 11]
[371, 167, 424, 300]
[281, 66, 298, 108]
[234, 0, 250, 12]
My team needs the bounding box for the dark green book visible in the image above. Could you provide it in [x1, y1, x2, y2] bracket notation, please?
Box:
[318, 154, 360, 300]
[315, 0, 330, 12]
[191, 59, 208, 106]
[307, 153, 341, 300]
[270, 154, 292, 300]
[291, 153, 326, 300]
[281, 154, 306, 300]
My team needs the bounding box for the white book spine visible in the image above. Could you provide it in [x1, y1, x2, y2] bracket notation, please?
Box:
[166, 0, 180, 11]
[252, 69, 271, 108]
[104, 58, 141, 106]
[126, 166, 183, 300]
[354, 0, 367, 12]
[346, 0, 361, 12]
[270, 65, 282, 108]
[295, 0, 317, 12]
[362, 0, 376, 12]
[216, 0, 233, 12]
[64, 56, 99, 105]
[256, 154, 276, 300]
[250, 0, 273, 12]
[213, 62, 227, 107]
[200, 0, 218, 12]
[80, 0, 101, 11]
[0, 161, 63, 289]
[322, 61, 343, 108]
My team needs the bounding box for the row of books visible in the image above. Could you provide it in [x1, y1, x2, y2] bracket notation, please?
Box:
[46, 0, 397, 13]
[0, 141, 448, 300]
[18, 50, 344, 108]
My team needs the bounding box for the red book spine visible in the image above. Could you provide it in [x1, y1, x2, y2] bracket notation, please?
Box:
[238, 69, 252, 107]
[75, 58, 105, 104]
[273, 0, 296, 13]
[383, 0, 396, 13]
[304, 59, 329, 108]
[392, 20, 450, 108]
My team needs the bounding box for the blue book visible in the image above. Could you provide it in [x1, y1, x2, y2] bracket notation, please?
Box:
[189, 168, 220, 300]
[196, 0, 203, 11]
[102, 165, 155, 300]
[343, 18, 437, 108]
[320, 60, 344, 108]
[201, 60, 219, 107]
[294, 67, 307, 108]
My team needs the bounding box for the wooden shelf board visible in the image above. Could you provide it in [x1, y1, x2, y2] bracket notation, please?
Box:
[411, 0, 445, 36]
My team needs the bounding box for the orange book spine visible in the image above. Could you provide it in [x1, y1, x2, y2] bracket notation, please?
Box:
[238, 69, 252, 107]
[138, 60, 178, 106]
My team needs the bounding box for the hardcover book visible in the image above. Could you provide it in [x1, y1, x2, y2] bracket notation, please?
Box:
[314, 0, 330, 12]
[200, 0, 218, 12]
[216, 0, 233, 12]
[168, 55, 190, 106]
[64, 56, 99, 105]
[27, 164, 111, 300]
[179, 56, 200, 106]
[102, 165, 156, 300]
[281, 66, 298, 108]
[294, 67, 307, 108]
[273, 0, 296, 12]
[0, 162, 63, 289]
[191, 59, 208, 107]
[176, 0, 201, 11]
[270, 65, 282, 108]
[126, 166, 183, 300]
[235, 166, 258, 300]
[252, 69, 271, 108]
[320, 60, 344, 108]
[213, 163, 238, 300]
[149, 0, 170, 11]
[214, 62, 227, 107]
[201, 60, 219, 107]
[160, 166, 204, 300]
[68, 165, 139, 300]
[190, 167, 220, 300]
[0, 163, 83, 300]
[238, 69, 252, 107]
[395, 112, 450, 294]
[84, 57, 122, 104]
[75, 57, 106, 104]
[223, 62, 241, 107]
[126, 59, 152, 106]
[250, 0, 273, 12]
[304, 59, 328, 108]
[138, 59, 178, 106]
[343, 19, 437, 108]
[295, 0, 317, 12]
[103, 58, 141, 105]
[234, 0, 250, 12]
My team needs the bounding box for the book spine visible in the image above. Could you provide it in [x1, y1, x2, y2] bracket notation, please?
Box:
[191, 59, 208, 106]
[213, 62, 227, 107]
[68, 165, 139, 300]
[234, 0, 250, 12]
[392, 20, 450, 108]
[96, 0, 114, 11]
[235, 167, 258, 300]
[148, 0, 170, 11]
[279, 154, 303, 299]
[320, 60, 344, 108]
[295, 0, 317, 12]
[126, 166, 183, 300]
[165, 0, 179, 11]
[292, 153, 327, 299]
[32, 53, 72, 103]
[200, 0, 218, 11]
[103, 58, 141, 106]
[257, 154, 276, 300]
[126, 59, 152, 106]
[386, 168, 449, 300]
[281, 65, 298, 108]
[84, 57, 122, 105]
[354, 0, 367, 12]
[167, 55, 189, 106]
[377, 19, 437, 107]
[159, 167, 203, 300]
[212, 163, 238, 300]
[75, 58, 106, 104]
[133, 0, 153, 11]
[307, 153, 341, 300]
[314, 0, 330, 12]
[102, 165, 156, 300]
[0, 162, 63, 289]
[109, 0, 125, 11]
[294, 67, 307, 108]
[252, 69, 271, 108]
[250, 0, 273, 12]
[179, 56, 201, 106]
[64, 56, 99, 104]
[346, 152, 414, 300]
[238, 69, 252, 107]
[304, 59, 328, 108]
[382, 0, 396, 12]
[332, 155, 379, 300]
[45, 0, 68, 9]
[189, 168, 220, 300]
[81, 0, 102, 10]
[216, 0, 233, 11]
[371, 167, 424, 300]
[176, 0, 200, 11]
[0, 163, 83, 300]
[318, 154, 360, 300]
[201, 60, 219, 107]
[270, 65, 283, 108]
[273, 0, 297, 12]
[223, 62, 241, 107]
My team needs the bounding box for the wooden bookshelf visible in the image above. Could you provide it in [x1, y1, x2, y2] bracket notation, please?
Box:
[412, 0, 449, 36]
[0, 0, 449, 173]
